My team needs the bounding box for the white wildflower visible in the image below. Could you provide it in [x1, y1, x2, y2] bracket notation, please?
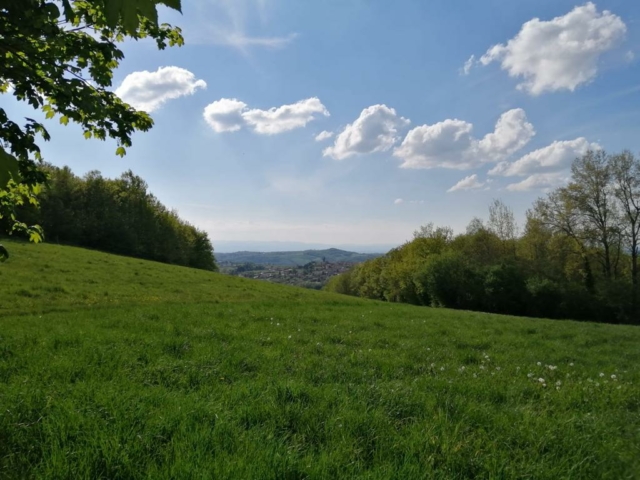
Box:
[538, 378, 545, 383]
[611, 374, 617, 380]
[537, 362, 541, 366]
[599, 373, 605, 377]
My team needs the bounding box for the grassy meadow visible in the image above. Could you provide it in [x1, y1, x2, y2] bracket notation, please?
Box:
[1, 239, 639, 479]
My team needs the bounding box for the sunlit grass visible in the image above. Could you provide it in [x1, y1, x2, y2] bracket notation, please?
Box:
[1, 239, 639, 478]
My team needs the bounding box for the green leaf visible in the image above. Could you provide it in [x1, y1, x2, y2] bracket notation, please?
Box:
[103, 0, 124, 28]
[0, 147, 20, 188]
[60, 116, 69, 126]
[116, 146, 126, 157]
[29, 230, 43, 244]
[60, 0, 74, 21]
[122, 1, 142, 33]
[43, 2, 61, 20]
[158, 0, 182, 13]
[138, 0, 158, 25]
[83, 131, 92, 139]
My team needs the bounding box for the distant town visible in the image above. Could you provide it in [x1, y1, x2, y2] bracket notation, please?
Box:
[217, 248, 382, 289]
[219, 261, 358, 289]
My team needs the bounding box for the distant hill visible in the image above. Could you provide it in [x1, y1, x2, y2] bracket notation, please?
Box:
[216, 248, 381, 266]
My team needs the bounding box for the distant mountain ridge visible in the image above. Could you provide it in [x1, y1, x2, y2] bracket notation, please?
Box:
[216, 248, 381, 266]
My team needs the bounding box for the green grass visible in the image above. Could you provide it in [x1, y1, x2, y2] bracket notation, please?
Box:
[1, 239, 639, 479]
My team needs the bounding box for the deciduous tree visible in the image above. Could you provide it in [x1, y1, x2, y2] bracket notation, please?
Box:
[1, 0, 184, 242]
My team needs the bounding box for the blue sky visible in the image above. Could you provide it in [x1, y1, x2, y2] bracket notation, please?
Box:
[4, 0, 640, 250]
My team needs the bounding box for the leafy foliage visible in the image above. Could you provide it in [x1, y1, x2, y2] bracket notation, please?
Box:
[0, 0, 183, 240]
[5, 165, 217, 271]
[327, 150, 640, 324]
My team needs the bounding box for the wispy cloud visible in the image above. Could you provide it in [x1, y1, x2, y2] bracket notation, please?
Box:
[177, 0, 297, 52]
[214, 32, 298, 49]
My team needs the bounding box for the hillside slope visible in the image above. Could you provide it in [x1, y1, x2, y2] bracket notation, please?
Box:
[0, 239, 639, 479]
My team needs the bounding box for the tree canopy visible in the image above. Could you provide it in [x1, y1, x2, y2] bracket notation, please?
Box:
[327, 150, 640, 324]
[0, 0, 183, 241]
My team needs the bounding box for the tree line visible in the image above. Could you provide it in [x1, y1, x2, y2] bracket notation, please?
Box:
[2, 165, 217, 271]
[326, 150, 640, 324]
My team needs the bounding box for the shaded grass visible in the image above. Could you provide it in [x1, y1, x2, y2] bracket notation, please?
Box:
[0, 239, 639, 478]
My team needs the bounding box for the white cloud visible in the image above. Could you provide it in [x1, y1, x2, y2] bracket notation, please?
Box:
[203, 97, 329, 134]
[478, 109, 535, 159]
[203, 98, 248, 132]
[479, 3, 626, 95]
[462, 55, 476, 75]
[214, 32, 298, 49]
[447, 174, 485, 193]
[315, 130, 334, 142]
[626, 50, 636, 63]
[506, 172, 568, 192]
[489, 138, 600, 177]
[180, 0, 298, 51]
[243, 97, 329, 135]
[323, 105, 410, 160]
[115, 66, 207, 112]
[394, 108, 534, 169]
[394, 198, 404, 205]
[395, 119, 476, 169]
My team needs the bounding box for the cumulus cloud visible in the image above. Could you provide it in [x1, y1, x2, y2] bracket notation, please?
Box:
[478, 109, 535, 159]
[394, 108, 534, 169]
[203, 98, 248, 132]
[479, 3, 626, 95]
[395, 119, 476, 169]
[506, 172, 568, 192]
[394, 198, 404, 205]
[315, 130, 334, 142]
[447, 174, 485, 193]
[203, 97, 329, 134]
[489, 138, 600, 177]
[323, 105, 410, 160]
[243, 98, 329, 134]
[115, 66, 206, 112]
